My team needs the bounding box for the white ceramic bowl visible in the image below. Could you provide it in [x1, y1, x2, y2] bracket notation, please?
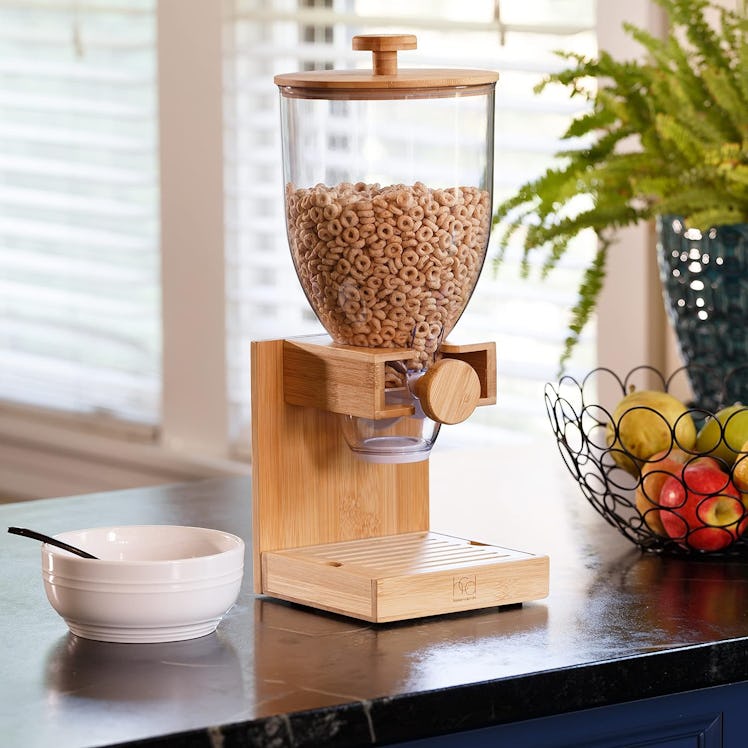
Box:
[41, 525, 244, 643]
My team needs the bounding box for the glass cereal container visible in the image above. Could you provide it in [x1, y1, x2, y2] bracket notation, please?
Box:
[275, 34, 497, 463]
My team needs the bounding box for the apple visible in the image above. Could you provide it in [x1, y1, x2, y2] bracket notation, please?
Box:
[730, 438, 748, 492]
[606, 389, 696, 476]
[635, 447, 720, 536]
[695, 403, 748, 468]
[659, 463, 746, 551]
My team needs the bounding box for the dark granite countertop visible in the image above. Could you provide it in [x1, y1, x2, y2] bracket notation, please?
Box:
[3, 442, 748, 747]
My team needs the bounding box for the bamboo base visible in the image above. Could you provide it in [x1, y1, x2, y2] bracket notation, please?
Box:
[261, 531, 549, 623]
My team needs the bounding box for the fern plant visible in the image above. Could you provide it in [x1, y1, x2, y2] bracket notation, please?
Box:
[492, 0, 748, 371]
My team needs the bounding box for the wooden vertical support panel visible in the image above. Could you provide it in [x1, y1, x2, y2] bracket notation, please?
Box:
[250, 338, 430, 593]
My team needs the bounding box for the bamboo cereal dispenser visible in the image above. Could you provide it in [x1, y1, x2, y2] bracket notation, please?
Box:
[251, 35, 549, 623]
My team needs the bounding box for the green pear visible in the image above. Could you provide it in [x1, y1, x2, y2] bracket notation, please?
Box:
[605, 389, 696, 476]
[695, 404, 748, 468]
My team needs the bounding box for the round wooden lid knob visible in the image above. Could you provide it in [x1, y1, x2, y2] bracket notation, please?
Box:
[352, 34, 417, 76]
[413, 358, 481, 425]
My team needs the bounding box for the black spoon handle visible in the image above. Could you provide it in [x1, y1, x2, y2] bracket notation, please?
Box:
[7, 527, 98, 559]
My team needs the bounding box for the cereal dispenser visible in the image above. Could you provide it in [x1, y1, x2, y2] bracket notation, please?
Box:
[251, 35, 548, 622]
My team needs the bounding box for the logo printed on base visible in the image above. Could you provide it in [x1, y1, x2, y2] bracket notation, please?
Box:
[453, 575, 476, 601]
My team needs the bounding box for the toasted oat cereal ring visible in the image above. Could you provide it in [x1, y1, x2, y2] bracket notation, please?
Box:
[367, 238, 386, 253]
[396, 214, 415, 232]
[426, 268, 442, 288]
[353, 334, 369, 346]
[409, 205, 425, 222]
[455, 205, 470, 220]
[437, 231, 453, 251]
[395, 190, 413, 208]
[401, 248, 419, 266]
[415, 226, 433, 243]
[442, 280, 456, 297]
[387, 257, 402, 274]
[455, 264, 470, 282]
[383, 274, 402, 291]
[400, 266, 419, 284]
[323, 203, 341, 220]
[376, 223, 394, 241]
[380, 325, 396, 341]
[368, 333, 384, 346]
[341, 283, 360, 301]
[353, 254, 371, 273]
[327, 219, 343, 236]
[435, 189, 457, 207]
[342, 299, 361, 316]
[342, 226, 360, 244]
[340, 209, 359, 229]
[404, 298, 421, 315]
[312, 190, 332, 207]
[335, 258, 351, 276]
[384, 242, 402, 259]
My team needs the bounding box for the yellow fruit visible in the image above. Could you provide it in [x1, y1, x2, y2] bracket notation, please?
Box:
[606, 389, 696, 475]
[695, 404, 748, 468]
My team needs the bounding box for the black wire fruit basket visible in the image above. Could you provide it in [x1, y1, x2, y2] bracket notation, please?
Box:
[544, 365, 748, 557]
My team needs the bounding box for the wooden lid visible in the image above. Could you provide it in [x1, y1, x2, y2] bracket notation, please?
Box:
[274, 34, 498, 99]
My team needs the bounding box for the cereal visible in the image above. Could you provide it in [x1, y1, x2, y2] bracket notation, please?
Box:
[285, 181, 490, 369]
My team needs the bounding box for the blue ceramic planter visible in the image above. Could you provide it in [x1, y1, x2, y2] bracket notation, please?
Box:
[657, 216, 748, 413]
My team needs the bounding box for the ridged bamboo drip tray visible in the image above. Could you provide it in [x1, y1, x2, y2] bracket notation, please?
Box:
[261, 531, 549, 623]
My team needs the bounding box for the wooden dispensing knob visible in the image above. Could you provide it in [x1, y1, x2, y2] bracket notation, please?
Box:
[352, 34, 417, 76]
[412, 358, 482, 425]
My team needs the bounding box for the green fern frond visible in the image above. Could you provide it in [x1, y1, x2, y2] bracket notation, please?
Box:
[657, 0, 731, 70]
[492, 0, 748, 371]
[723, 165, 748, 186]
[655, 113, 709, 165]
[687, 205, 745, 229]
[701, 66, 747, 139]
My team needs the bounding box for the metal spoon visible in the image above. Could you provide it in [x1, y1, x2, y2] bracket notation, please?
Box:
[7, 527, 98, 559]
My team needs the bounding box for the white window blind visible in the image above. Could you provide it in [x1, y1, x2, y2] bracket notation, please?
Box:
[224, 0, 597, 450]
[0, 0, 597, 469]
[0, 0, 160, 428]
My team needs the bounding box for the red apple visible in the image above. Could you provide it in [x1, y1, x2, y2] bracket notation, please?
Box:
[659, 464, 747, 551]
[635, 448, 720, 536]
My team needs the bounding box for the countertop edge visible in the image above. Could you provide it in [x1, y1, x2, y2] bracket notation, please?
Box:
[108, 636, 748, 748]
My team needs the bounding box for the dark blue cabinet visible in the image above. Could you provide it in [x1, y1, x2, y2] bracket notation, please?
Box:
[394, 681, 748, 747]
